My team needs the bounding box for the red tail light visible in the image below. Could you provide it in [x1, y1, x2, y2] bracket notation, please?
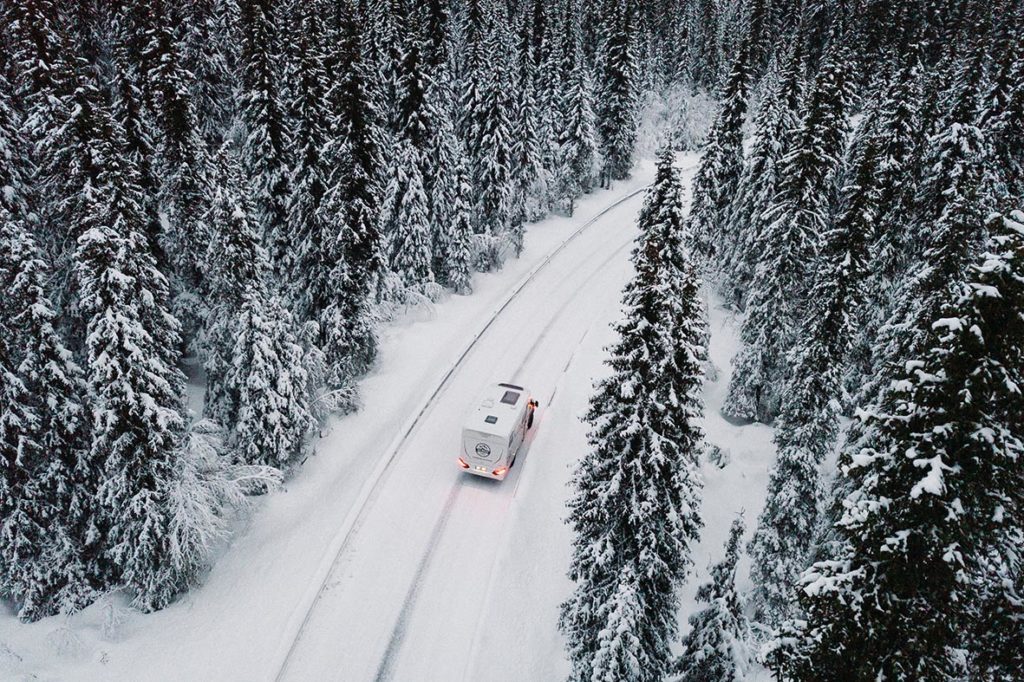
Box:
[492, 466, 508, 477]
[457, 457, 470, 469]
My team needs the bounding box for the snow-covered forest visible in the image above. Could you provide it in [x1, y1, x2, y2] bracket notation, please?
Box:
[560, 0, 1024, 681]
[1, 0, 1022, 680]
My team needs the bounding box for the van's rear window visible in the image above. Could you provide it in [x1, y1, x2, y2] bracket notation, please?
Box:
[500, 391, 520, 405]
[485, 415, 498, 424]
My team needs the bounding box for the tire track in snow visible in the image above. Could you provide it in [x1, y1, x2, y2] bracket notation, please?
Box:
[272, 167, 696, 682]
[372, 479, 465, 682]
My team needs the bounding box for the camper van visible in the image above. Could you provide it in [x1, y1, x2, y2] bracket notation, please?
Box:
[458, 383, 539, 480]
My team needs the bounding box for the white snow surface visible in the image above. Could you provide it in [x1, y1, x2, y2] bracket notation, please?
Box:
[0, 153, 777, 681]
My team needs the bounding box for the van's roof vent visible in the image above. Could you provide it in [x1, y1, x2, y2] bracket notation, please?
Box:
[484, 415, 498, 424]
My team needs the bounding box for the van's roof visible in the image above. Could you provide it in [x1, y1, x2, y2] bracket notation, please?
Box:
[464, 383, 529, 436]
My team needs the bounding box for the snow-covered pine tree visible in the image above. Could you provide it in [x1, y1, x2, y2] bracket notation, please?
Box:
[473, 3, 517, 263]
[688, 39, 752, 264]
[286, 5, 332, 322]
[594, 0, 638, 184]
[182, 0, 239, 146]
[862, 49, 997, 421]
[227, 281, 314, 467]
[438, 149, 474, 295]
[721, 42, 805, 307]
[143, 6, 215, 296]
[318, 7, 384, 387]
[111, 4, 166, 273]
[783, 210, 1024, 681]
[844, 53, 926, 402]
[722, 34, 853, 423]
[675, 517, 752, 682]
[0, 64, 29, 219]
[555, 10, 599, 216]
[203, 144, 267, 424]
[685, 0, 720, 92]
[510, 17, 549, 227]
[0, 215, 93, 621]
[747, 130, 876, 627]
[202, 143, 314, 466]
[11, 4, 95, 332]
[533, 0, 565, 213]
[979, 13, 1024, 210]
[422, 48, 468, 275]
[238, 0, 292, 277]
[75, 109, 191, 611]
[383, 138, 434, 292]
[560, 149, 705, 682]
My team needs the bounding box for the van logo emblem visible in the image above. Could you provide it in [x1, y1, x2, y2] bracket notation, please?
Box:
[475, 443, 491, 457]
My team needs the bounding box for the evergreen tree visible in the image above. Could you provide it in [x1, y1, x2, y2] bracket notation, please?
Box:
[560, 150, 705, 682]
[511, 22, 549, 227]
[863, 53, 996, 420]
[473, 5, 517, 260]
[286, 6, 332, 321]
[227, 282, 314, 467]
[0, 66, 29, 219]
[75, 110, 191, 611]
[143, 7, 215, 294]
[685, 0, 720, 91]
[383, 139, 435, 291]
[555, 19, 599, 216]
[722, 37, 853, 423]
[688, 40, 752, 263]
[979, 16, 1024, 207]
[675, 517, 752, 682]
[182, 0, 239, 146]
[721, 45, 805, 307]
[203, 145, 268, 425]
[238, 0, 291, 276]
[595, 0, 638, 183]
[784, 210, 1024, 681]
[318, 7, 384, 386]
[438, 151, 474, 295]
[0, 215, 92, 621]
[747, 133, 876, 627]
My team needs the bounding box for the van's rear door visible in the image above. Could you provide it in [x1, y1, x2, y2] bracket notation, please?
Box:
[463, 430, 505, 472]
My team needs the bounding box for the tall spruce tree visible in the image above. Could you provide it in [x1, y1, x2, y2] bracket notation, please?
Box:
[722, 36, 853, 423]
[747, 131, 876, 627]
[688, 40, 753, 264]
[595, 0, 638, 183]
[783, 210, 1024, 681]
[555, 14, 599, 216]
[318, 7, 384, 387]
[238, 0, 292, 277]
[675, 517, 752, 682]
[383, 138, 435, 291]
[721, 44, 805, 307]
[560, 150, 705, 682]
[227, 281, 314, 467]
[75, 106, 191, 611]
[286, 6, 332, 322]
[0, 215, 92, 621]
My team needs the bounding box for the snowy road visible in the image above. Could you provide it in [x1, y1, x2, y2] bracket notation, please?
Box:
[274, 177, 673, 681]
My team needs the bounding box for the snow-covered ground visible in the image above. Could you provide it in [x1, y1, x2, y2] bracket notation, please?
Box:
[0, 154, 779, 681]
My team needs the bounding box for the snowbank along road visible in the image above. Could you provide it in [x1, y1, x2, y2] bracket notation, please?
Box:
[273, 164, 698, 682]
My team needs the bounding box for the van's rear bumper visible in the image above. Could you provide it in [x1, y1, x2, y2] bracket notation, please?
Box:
[461, 462, 509, 480]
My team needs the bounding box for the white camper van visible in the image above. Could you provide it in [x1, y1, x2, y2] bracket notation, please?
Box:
[458, 383, 538, 480]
